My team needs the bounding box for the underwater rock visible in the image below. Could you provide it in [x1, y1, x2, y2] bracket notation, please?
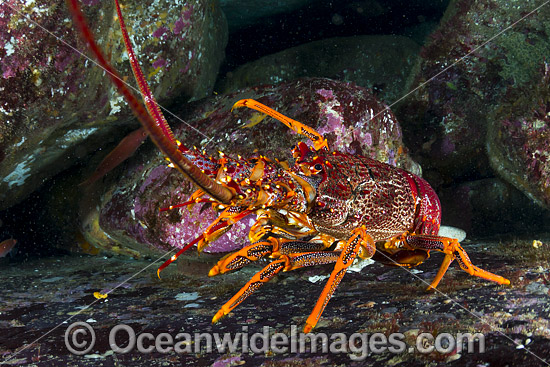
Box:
[438, 178, 550, 237]
[394, 0, 550, 186]
[218, 35, 420, 104]
[81, 78, 420, 256]
[487, 64, 550, 209]
[0, 0, 227, 211]
[220, 0, 321, 32]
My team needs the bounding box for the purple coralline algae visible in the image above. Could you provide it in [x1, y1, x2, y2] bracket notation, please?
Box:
[82, 78, 420, 256]
[0, 0, 227, 210]
[488, 62, 550, 208]
[395, 0, 550, 190]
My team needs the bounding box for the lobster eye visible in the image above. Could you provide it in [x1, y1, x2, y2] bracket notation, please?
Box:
[313, 163, 323, 171]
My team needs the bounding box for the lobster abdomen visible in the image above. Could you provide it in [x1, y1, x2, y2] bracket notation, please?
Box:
[400, 169, 442, 236]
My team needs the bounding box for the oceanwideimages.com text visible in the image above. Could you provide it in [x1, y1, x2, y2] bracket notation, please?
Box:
[65, 322, 485, 360]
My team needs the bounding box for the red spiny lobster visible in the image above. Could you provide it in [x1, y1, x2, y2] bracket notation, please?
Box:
[69, 0, 510, 332]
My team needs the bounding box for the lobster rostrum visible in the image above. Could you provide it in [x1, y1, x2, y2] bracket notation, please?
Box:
[69, 0, 510, 333]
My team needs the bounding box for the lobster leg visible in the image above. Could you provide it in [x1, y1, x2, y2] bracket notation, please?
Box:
[212, 251, 341, 323]
[386, 234, 510, 290]
[209, 237, 329, 276]
[197, 208, 254, 253]
[209, 238, 278, 276]
[232, 99, 329, 151]
[304, 226, 375, 333]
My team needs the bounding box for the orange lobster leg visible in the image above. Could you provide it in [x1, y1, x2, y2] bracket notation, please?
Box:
[197, 208, 254, 252]
[232, 99, 329, 151]
[209, 237, 330, 276]
[209, 237, 279, 276]
[212, 251, 341, 324]
[386, 234, 510, 290]
[304, 226, 375, 333]
[428, 252, 453, 291]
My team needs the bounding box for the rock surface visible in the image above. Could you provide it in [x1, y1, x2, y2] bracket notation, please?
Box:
[438, 178, 550, 237]
[1, 236, 548, 366]
[395, 0, 550, 193]
[2, 1, 550, 364]
[0, 0, 227, 210]
[218, 35, 421, 104]
[487, 64, 550, 208]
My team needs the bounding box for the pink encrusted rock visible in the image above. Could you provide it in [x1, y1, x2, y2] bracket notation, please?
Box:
[395, 0, 550, 186]
[0, 0, 227, 210]
[487, 64, 550, 208]
[81, 78, 420, 256]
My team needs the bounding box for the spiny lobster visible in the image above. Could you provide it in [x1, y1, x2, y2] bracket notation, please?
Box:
[69, 0, 510, 332]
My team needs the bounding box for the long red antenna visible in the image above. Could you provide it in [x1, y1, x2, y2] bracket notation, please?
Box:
[113, 0, 176, 145]
[67, 0, 234, 204]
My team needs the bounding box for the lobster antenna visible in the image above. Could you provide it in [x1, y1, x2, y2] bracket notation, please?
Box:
[67, 0, 234, 204]
[113, 0, 175, 145]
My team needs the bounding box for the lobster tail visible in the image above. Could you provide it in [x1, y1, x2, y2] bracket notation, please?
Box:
[67, 0, 234, 204]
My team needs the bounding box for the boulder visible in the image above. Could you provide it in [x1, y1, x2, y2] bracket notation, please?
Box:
[0, 0, 227, 210]
[218, 35, 420, 105]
